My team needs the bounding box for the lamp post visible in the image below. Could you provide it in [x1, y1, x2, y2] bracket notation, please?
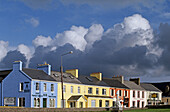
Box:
[61, 51, 73, 108]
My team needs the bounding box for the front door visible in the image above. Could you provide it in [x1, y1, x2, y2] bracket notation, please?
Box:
[80, 102, 83, 108]
[43, 98, 47, 108]
[99, 100, 102, 107]
[137, 100, 140, 108]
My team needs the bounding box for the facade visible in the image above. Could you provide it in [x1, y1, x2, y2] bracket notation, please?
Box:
[140, 83, 162, 105]
[0, 61, 163, 108]
[124, 79, 147, 108]
[0, 61, 58, 108]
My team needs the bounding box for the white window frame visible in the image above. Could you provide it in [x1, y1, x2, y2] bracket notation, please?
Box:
[78, 86, 80, 93]
[44, 83, 47, 92]
[71, 86, 73, 93]
[49, 99, 55, 108]
[36, 82, 39, 91]
[19, 82, 24, 92]
[34, 98, 40, 108]
[63, 85, 66, 93]
[102, 89, 106, 95]
[91, 100, 96, 107]
[51, 84, 54, 92]
[88, 87, 93, 94]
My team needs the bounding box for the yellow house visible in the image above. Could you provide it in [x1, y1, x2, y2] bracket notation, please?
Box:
[51, 69, 116, 108]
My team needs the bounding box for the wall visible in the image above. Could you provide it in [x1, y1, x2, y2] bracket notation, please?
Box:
[31, 80, 57, 108]
[2, 70, 31, 107]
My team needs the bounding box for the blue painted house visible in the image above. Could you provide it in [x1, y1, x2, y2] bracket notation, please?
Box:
[0, 61, 58, 108]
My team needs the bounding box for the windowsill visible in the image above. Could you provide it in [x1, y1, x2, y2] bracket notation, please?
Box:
[19, 90, 24, 92]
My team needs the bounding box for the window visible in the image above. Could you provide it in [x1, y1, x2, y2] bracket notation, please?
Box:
[78, 87, 80, 93]
[99, 100, 102, 107]
[34, 98, 40, 107]
[20, 83, 23, 91]
[96, 88, 99, 95]
[125, 90, 128, 97]
[133, 91, 135, 97]
[91, 100, 96, 107]
[44, 83, 47, 92]
[18, 98, 25, 107]
[105, 100, 109, 107]
[63, 85, 66, 92]
[133, 101, 135, 107]
[71, 86, 73, 93]
[119, 90, 122, 96]
[138, 91, 140, 98]
[88, 87, 92, 94]
[51, 84, 54, 92]
[36, 83, 39, 91]
[49, 99, 55, 107]
[102, 89, 106, 95]
[142, 91, 144, 98]
[111, 89, 114, 96]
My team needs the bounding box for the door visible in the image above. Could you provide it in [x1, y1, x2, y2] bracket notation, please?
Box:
[80, 102, 83, 108]
[18, 98, 25, 107]
[137, 100, 140, 108]
[43, 98, 47, 108]
[99, 100, 102, 107]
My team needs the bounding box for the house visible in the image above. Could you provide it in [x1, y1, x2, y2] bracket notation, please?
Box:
[103, 76, 130, 108]
[124, 78, 147, 108]
[0, 61, 58, 108]
[140, 83, 162, 105]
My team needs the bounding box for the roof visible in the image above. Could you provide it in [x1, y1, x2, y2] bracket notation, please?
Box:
[22, 68, 56, 81]
[78, 75, 108, 87]
[51, 71, 81, 84]
[0, 70, 12, 82]
[140, 83, 162, 92]
[103, 78, 129, 89]
[68, 95, 86, 101]
[124, 81, 145, 90]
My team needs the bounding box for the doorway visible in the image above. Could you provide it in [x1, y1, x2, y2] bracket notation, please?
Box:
[99, 100, 102, 107]
[43, 98, 47, 108]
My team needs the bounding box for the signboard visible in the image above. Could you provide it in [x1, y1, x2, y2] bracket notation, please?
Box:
[151, 93, 158, 98]
[4, 97, 16, 105]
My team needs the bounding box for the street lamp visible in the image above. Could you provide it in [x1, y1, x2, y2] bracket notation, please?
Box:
[61, 51, 73, 108]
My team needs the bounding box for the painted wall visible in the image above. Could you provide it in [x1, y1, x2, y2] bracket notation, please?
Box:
[57, 82, 112, 108]
[2, 70, 31, 107]
[31, 80, 57, 108]
[146, 91, 162, 105]
[129, 90, 147, 108]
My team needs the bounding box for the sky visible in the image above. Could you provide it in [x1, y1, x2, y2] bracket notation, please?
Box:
[0, 0, 170, 82]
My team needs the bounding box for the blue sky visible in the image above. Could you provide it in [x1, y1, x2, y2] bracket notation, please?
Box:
[1, 0, 170, 82]
[1, 0, 169, 46]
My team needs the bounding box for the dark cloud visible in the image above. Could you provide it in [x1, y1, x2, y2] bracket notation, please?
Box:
[0, 50, 26, 69]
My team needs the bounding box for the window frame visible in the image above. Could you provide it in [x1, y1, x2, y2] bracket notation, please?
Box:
[78, 86, 80, 94]
[51, 84, 54, 92]
[44, 83, 47, 92]
[19, 82, 24, 92]
[71, 86, 73, 93]
[96, 88, 99, 95]
[36, 82, 39, 91]
[88, 87, 93, 94]
[102, 89, 106, 95]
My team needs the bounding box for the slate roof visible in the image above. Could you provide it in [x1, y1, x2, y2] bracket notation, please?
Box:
[0, 70, 12, 82]
[68, 95, 83, 101]
[124, 81, 145, 90]
[102, 78, 129, 89]
[140, 83, 162, 92]
[51, 71, 81, 84]
[78, 75, 108, 87]
[85, 95, 111, 98]
[22, 68, 56, 81]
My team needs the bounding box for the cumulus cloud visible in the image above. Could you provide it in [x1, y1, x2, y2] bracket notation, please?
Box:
[1, 14, 170, 82]
[33, 35, 52, 47]
[25, 17, 39, 27]
[17, 44, 33, 67]
[0, 41, 8, 61]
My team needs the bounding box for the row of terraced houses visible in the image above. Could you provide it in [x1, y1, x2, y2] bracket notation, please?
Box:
[0, 61, 162, 108]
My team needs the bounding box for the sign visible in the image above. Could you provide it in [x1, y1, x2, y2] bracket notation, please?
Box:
[4, 97, 16, 105]
[151, 93, 158, 98]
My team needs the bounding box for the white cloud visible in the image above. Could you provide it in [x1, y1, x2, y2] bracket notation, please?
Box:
[33, 35, 52, 47]
[25, 17, 39, 27]
[17, 44, 33, 67]
[0, 41, 8, 61]
[55, 25, 88, 51]
[84, 24, 104, 50]
[105, 14, 153, 52]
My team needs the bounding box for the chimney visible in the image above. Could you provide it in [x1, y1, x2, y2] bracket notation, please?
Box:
[13, 61, 22, 71]
[112, 75, 124, 84]
[130, 78, 140, 85]
[65, 69, 78, 78]
[90, 72, 102, 81]
[37, 62, 51, 75]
